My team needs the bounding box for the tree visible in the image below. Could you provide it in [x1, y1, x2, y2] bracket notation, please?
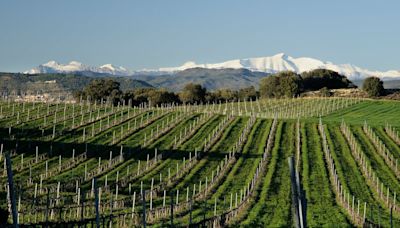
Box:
[73, 79, 123, 105]
[147, 89, 180, 106]
[279, 72, 302, 97]
[260, 75, 280, 98]
[238, 86, 258, 101]
[209, 89, 238, 102]
[123, 88, 180, 107]
[123, 88, 153, 106]
[259, 71, 302, 98]
[179, 83, 207, 104]
[363, 76, 384, 97]
[301, 69, 354, 90]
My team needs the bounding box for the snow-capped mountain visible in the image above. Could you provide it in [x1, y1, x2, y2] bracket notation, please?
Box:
[153, 53, 400, 80]
[25, 61, 132, 76]
[97, 64, 131, 76]
[25, 54, 400, 80]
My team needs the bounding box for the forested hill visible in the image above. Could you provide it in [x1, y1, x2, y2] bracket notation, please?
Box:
[0, 72, 153, 95]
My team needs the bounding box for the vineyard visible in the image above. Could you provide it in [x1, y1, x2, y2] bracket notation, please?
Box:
[1, 97, 400, 227]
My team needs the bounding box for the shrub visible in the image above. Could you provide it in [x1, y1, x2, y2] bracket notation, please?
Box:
[319, 87, 332, 97]
[363, 76, 384, 97]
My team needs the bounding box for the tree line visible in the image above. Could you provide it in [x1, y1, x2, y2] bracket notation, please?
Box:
[73, 80, 258, 106]
[73, 69, 385, 106]
[259, 69, 356, 98]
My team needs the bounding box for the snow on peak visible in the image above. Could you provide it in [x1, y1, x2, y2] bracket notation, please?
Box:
[99, 64, 130, 75]
[25, 61, 131, 76]
[100, 64, 116, 70]
[158, 61, 200, 72]
[154, 53, 400, 80]
[182, 61, 197, 67]
[100, 64, 127, 71]
[69, 61, 83, 66]
[43, 60, 60, 67]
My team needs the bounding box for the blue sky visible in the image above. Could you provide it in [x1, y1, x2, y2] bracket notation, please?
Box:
[0, 0, 399, 72]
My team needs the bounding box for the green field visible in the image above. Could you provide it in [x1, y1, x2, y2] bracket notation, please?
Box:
[1, 98, 400, 227]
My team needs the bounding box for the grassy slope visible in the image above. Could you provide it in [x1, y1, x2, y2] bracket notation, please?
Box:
[373, 126, 400, 159]
[351, 126, 400, 195]
[325, 124, 400, 226]
[177, 119, 271, 225]
[211, 119, 271, 206]
[301, 123, 350, 226]
[320, 100, 400, 127]
[173, 117, 248, 191]
[5, 99, 400, 226]
[241, 121, 293, 227]
[126, 114, 205, 191]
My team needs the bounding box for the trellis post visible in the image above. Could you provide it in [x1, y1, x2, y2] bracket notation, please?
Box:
[6, 153, 18, 228]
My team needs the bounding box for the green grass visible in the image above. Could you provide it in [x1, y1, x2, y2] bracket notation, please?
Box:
[241, 121, 293, 226]
[124, 114, 204, 191]
[325, 124, 400, 226]
[3, 99, 400, 226]
[149, 113, 201, 150]
[117, 111, 175, 147]
[320, 100, 400, 126]
[373, 126, 400, 160]
[179, 114, 223, 151]
[301, 123, 350, 226]
[175, 119, 270, 225]
[351, 126, 400, 194]
[211, 119, 271, 206]
[174, 117, 248, 190]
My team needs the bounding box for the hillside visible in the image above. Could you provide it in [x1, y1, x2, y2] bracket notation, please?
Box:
[1, 98, 400, 226]
[131, 68, 267, 91]
[0, 72, 152, 96]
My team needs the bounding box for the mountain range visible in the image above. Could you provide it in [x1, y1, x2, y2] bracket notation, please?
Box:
[25, 53, 400, 81]
[25, 60, 133, 76]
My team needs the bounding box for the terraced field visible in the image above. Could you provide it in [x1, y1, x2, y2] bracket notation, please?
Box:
[1, 98, 400, 227]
